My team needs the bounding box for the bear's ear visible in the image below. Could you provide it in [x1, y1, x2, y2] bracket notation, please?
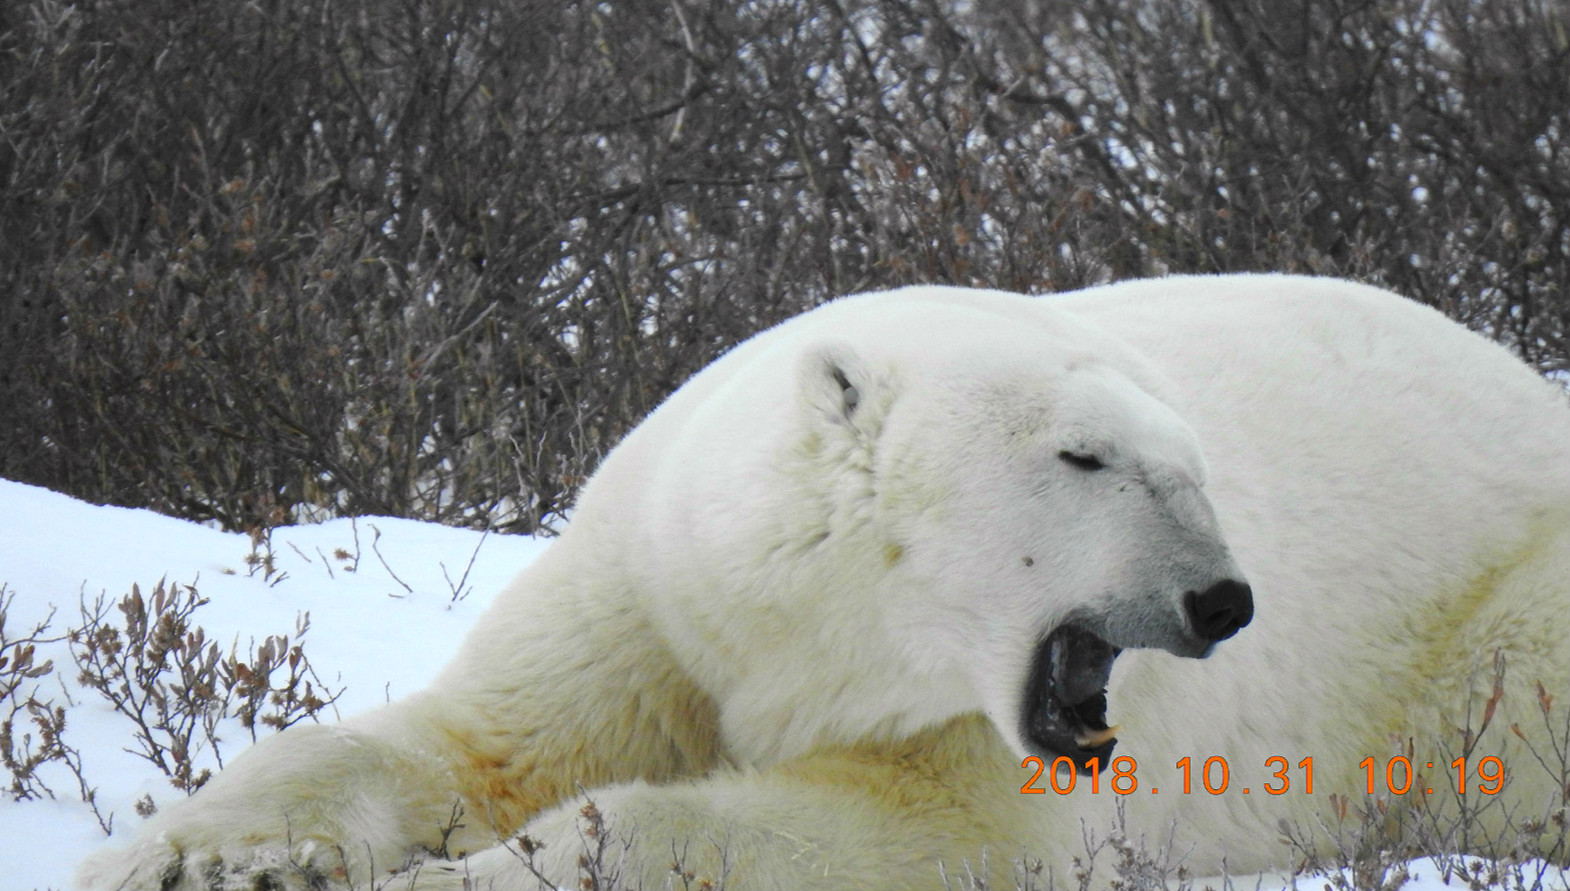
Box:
[799, 342, 870, 425]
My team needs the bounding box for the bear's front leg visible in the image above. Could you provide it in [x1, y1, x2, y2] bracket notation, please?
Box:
[75, 697, 476, 891]
[76, 565, 728, 891]
[409, 715, 1052, 891]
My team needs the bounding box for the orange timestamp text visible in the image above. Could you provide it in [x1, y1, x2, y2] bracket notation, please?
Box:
[1020, 754, 1506, 796]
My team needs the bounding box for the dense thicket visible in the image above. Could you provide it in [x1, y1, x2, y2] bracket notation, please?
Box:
[2, 0, 1566, 531]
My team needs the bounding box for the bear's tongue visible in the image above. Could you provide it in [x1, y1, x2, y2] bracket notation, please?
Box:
[1048, 627, 1117, 704]
[1023, 623, 1122, 771]
[1048, 628, 1120, 748]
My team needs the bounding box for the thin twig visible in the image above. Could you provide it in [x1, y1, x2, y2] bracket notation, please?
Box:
[368, 524, 414, 595]
[440, 530, 489, 605]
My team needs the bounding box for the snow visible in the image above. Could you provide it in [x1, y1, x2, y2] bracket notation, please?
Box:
[0, 478, 547, 890]
[0, 478, 1562, 890]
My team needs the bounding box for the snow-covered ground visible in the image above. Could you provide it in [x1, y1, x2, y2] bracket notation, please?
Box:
[0, 478, 1563, 890]
[0, 478, 548, 890]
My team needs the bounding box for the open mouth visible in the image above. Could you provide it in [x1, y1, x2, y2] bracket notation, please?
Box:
[1022, 623, 1121, 774]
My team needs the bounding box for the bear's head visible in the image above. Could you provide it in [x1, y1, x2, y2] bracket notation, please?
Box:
[792, 296, 1253, 772]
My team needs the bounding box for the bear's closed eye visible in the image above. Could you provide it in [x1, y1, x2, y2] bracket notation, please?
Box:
[1058, 450, 1105, 471]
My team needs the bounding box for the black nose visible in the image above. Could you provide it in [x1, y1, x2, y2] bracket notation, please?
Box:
[1183, 579, 1254, 642]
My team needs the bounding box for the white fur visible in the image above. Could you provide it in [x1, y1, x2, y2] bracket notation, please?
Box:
[77, 275, 1570, 890]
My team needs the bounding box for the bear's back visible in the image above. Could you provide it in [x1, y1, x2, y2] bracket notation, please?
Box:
[1051, 273, 1570, 514]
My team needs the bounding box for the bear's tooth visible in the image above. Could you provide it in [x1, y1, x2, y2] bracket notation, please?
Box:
[1075, 725, 1120, 749]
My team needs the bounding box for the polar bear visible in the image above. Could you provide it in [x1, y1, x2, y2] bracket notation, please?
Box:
[78, 275, 1570, 891]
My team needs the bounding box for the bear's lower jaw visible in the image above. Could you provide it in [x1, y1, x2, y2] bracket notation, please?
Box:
[1021, 623, 1120, 773]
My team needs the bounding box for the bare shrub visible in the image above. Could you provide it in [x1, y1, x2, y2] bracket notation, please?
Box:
[2, 0, 1565, 530]
[71, 578, 344, 796]
[1280, 655, 1570, 891]
[0, 586, 60, 799]
[489, 797, 732, 891]
[0, 584, 111, 832]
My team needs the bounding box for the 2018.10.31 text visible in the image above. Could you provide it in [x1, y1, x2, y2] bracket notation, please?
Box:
[1019, 754, 1505, 796]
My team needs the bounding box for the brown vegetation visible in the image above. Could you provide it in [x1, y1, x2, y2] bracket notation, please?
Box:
[2, 0, 1566, 532]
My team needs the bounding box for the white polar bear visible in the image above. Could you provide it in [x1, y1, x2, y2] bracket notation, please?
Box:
[78, 275, 1570, 891]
